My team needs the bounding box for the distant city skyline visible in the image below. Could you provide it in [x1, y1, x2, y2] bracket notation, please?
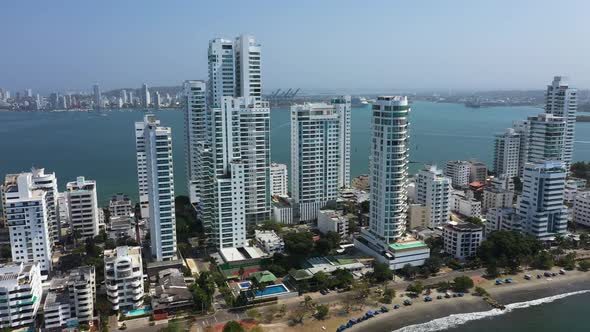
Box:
[1, 0, 590, 93]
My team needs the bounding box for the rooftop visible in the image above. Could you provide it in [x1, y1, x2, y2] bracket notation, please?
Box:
[389, 240, 427, 251]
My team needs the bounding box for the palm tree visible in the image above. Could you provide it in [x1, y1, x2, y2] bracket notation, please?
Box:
[238, 267, 245, 281]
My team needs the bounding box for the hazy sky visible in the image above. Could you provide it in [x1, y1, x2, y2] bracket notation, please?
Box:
[1, 0, 589, 93]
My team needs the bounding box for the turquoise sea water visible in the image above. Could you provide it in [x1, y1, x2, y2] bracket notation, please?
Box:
[2, 101, 590, 205]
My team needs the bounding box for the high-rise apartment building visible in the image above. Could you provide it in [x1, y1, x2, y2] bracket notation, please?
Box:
[368, 96, 410, 243]
[445, 160, 471, 188]
[415, 165, 451, 227]
[183, 80, 208, 205]
[136, 114, 177, 261]
[516, 161, 567, 240]
[525, 113, 566, 165]
[291, 98, 351, 221]
[545, 76, 576, 169]
[270, 163, 288, 197]
[234, 35, 262, 101]
[2, 173, 53, 277]
[67, 176, 100, 239]
[104, 246, 144, 311]
[141, 83, 150, 108]
[493, 128, 521, 178]
[0, 262, 43, 329]
[93, 84, 101, 109]
[120, 89, 128, 104]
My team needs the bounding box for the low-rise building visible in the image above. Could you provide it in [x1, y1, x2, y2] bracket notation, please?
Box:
[0, 262, 42, 330]
[574, 191, 590, 227]
[254, 230, 284, 255]
[44, 266, 96, 329]
[271, 196, 293, 224]
[151, 268, 193, 313]
[482, 186, 514, 212]
[443, 222, 483, 260]
[104, 246, 144, 311]
[108, 216, 137, 242]
[445, 160, 471, 188]
[354, 230, 430, 270]
[469, 161, 488, 183]
[450, 191, 482, 218]
[109, 193, 133, 218]
[407, 204, 431, 229]
[317, 209, 349, 239]
[485, 207, 516, 235]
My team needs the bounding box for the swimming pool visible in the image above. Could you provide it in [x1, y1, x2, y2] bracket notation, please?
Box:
[255, 284, 289, 297]
[239, 281, 252, 289]
[125, 306, 152, 317]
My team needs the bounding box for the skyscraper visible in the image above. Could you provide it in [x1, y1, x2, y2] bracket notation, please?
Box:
[524, 113, 566, 164]
[136, 114, 177, 261]
[415, 165, 451, 227]
[183, 80, 207, 205]
[291, 98, 351, 221]
[153, 91, 161, 109]
[545, 76, 576, 169]
[141, 83, 150, 108]
[93, 84, 101, 110]
[2, 173, 53, 277]
[234, 34, 262, 101]
[516, 161, 568, 239]
[493, 128, 521, 178]
[368, 96, 410, 243]
[120, 89, 128, 104]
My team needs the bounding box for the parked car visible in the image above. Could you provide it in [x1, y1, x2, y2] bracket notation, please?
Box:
[559, 269, 566, 275]
[403, 299, 413, 306]
[437, 295, 443, 300]
[424, 296, 432, 302]
[380, 306, 389, 313]
[544, 272, 552, 277]
[393, 304, 401, 309]
[524, 274, 532, 280]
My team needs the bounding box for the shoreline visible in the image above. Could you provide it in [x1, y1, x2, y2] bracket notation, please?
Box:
[274, 269, 590, 332]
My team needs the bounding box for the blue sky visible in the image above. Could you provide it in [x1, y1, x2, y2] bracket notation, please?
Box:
[1, 0, 589, 93]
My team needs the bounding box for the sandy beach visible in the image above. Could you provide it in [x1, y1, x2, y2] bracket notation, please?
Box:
[264, 268, 590, 332]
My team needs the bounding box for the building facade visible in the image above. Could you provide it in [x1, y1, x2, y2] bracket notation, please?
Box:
[516, 161, 568, 240]
[137, 114, 177, 261]
[317, 209, 349, 239]
[270, 163, 288, 197]
[545, 76, 576, 170]
[573, 191, 590, 227]
[183, 80, 208, 205]
[415, 165, 451, 227]
[109, 193, 133, 218]
[445, 160, 471, 188]
[66, 176, 100, 239]
[493, 128, 521, 178]
[104, 246, 144, 311]
[443, 222, 483, 260]
[0, 262, 42, 329]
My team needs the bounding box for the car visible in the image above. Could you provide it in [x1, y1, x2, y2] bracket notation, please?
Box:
[445, 293, 451, 298]
[320, 289, 327, 295]
[505, 278, 513, 283]
[452, 293, 458, 297]
[559, 269, 566, 275]
[544, 272, 552, 277]
[495, 279, 503, 285]
[424, 296, 432, 302]
[437, 295, 443, 300]
[380, 306, 389, 313]
[393, 304, 401, 309]
[537, 274, 542, 279]
[403, 299, 413, 306]
[552, 272, 557, 277]
[524, 274, 532, 280]
[457, 293, 464, 297]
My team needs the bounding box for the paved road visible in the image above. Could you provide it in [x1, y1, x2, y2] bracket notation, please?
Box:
[124, 267, 486, 332]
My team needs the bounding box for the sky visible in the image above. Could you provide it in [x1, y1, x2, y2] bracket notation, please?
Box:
[1, 0, 590, 94]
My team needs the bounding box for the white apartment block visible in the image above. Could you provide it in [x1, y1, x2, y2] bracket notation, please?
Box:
[270, 163, 288, 197]
[254, 230, 284, 254]
[44, 266, 96, 329]
[368, 96, 410, 243]
[445, 160, 471, 188]
[66, 176, 100, 239]
[574, 191, 590, 227]
[137, 114, 177, 261]
[493, 128, 521, 178]
[545, 76, 576, 170]
[482, 186, 514, 212]
[450, 191, 482, 218]
[408, 204, 430, 229]
[109, 193, 133, 218]
[291, 98, 351, 222]
[0, 262, 42, 329]
[443, 222, 483, 260]
[415, 165, 451, 227]
[235, 35, 262, 101]
[57, 192, 70, 230]
[135, 118, 150, 219]
[30, 168, 60, 244]
[104, 246, 144, 311]
[516, 161, 568, 240]
[184, 80, 207, 205]
[485, 207, 516, 235]
[318, 209, 349, 239]
[526, 113, 566, 165]
[2, 173, 52, 277]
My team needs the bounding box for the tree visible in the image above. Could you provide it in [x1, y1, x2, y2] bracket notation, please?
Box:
[303, 295, 314, 311]
[314, 304, 329, 320]
[400, 263, 418, 279]
[478, 231, 542, 272]
[380, 287, 395, 304]
[288, 307, 306, 325]
[325, 231, 341, 248]
[423, 256, 442, 274]
[314, 238, 332, 256]
[348, 218, 360, 234]
[570, 162, 590, 181]
[222, 321, 244, 332]
[473, 286, 489, 297]
[532, 251, 554, 270]
[578, 260, 590, 272]
[331, 269, 354, 289]
[557, 252, 576, 270]
[512, 176, 523, 193]
[406, 282, 424, 295]
[485, 261, 499, 278]
[370, 262, 393, 283]
[452, 276, 474, 292]
[425, 237, 444, 257]
[246, 309, 260, 321]
[283, 232, 315, 258]
[238, 267, 245, 281]
[311, 271, 330, 290]
[465, 216, 484, 226]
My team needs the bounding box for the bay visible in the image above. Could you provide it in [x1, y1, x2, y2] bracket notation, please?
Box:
[1, 101, 589, 205]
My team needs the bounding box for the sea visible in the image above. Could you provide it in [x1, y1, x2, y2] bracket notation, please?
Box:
[2, 101, 590, 206]
[393, 290, 590, 332]
[1, 102, 590, 328]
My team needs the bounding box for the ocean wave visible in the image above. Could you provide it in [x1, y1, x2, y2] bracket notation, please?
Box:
[391, 290, 590, 332]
